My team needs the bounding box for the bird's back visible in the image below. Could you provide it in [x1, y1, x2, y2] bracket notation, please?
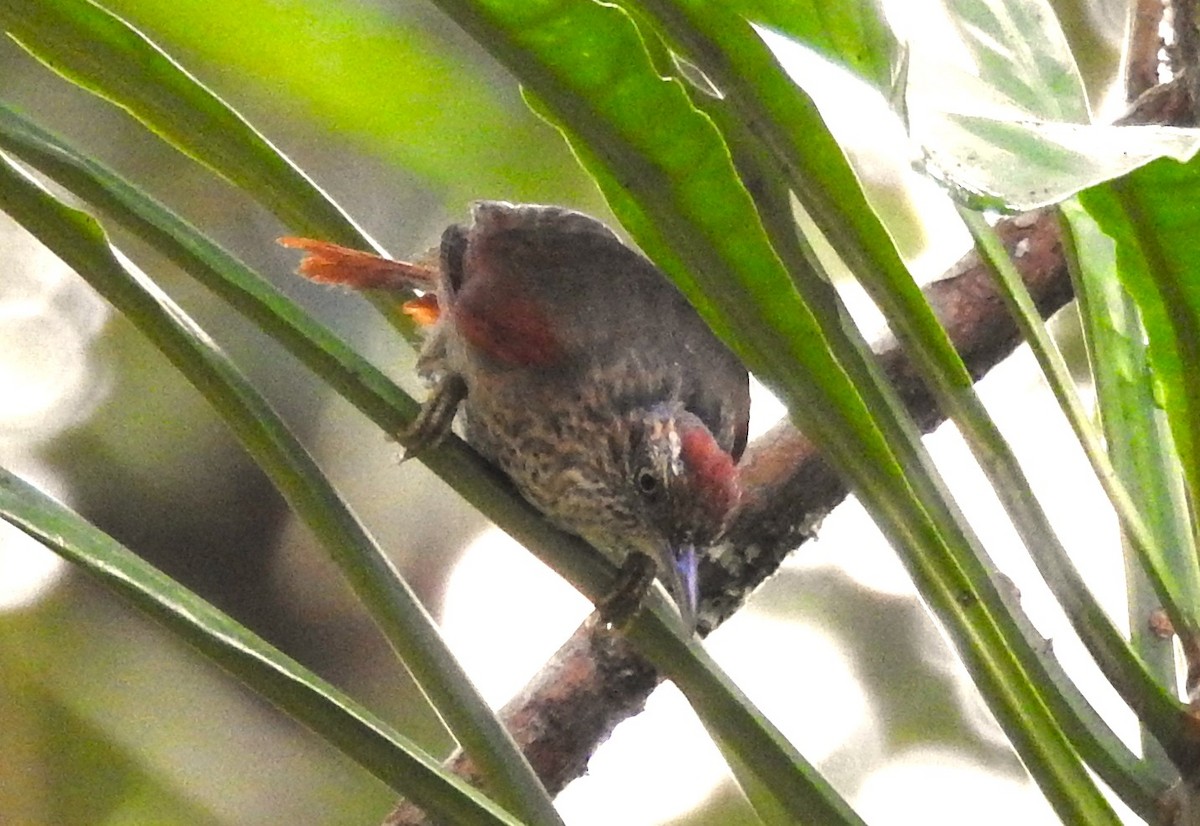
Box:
[437, 202, 750, 461]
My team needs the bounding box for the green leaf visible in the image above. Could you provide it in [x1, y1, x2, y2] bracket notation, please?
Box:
[631, 0, 915, 343]
[916, 115, 1200, 212]
[920, 0, 1089, 120]
[1077, 159, 1200, 616]
[0, 0, 371, 250]
[1060, 199, 1195, 781]
[0, 102, 422, 425]
[0, 154, 564, 826]
[733, 0, 898, 89]
[97, 0, 586, 205]
[898, 1, 1200, 211]
[0, 468, 523, 826]
[959, 204, 1200, 764]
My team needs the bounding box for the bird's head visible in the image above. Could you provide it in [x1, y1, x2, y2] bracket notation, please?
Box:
[611, 403, 741, 628]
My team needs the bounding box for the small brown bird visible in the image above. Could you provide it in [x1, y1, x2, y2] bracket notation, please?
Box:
[283, 202, 750, 629]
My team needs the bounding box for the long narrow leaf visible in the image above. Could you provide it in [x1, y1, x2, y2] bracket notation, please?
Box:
[1077, 163, 1200, 562]
[631, 0, 930, 384]
[1060, 199, 1200, 618]
[0, 154, 564, 826]
[1061, 199, 1193, 780]
[0, 468, 523, 826]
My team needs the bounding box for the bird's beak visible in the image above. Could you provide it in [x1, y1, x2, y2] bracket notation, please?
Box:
[659, 544, 698, 631]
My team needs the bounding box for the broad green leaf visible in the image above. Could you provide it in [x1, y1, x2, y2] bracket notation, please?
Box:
[97, 0, 586, 205]
[913, 0, 1089, 121]
[0, 154, 564, 826]
[917, 115, 1200, 211]
[735, 0, 898, 89]
[0, 468, 523, 826]
[899, 1, 1200, 211]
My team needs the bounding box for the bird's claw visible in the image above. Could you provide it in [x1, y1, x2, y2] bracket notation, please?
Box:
[596, 551, 658, 630]
[400, 373, 467, 461]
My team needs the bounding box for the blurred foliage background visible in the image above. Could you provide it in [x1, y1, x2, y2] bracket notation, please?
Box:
[0, 1, 1135, 824]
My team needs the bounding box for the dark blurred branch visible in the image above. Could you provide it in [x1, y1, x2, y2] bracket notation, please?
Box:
[384, 69, 1191, 826]
[1128, 0, 1165, 100]
[1169, 0, 1200, 119]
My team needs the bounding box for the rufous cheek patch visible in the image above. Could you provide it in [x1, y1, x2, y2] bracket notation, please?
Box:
[679, 424, 741, 520]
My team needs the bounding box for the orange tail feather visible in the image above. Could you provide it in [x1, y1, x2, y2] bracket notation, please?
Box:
[401, 293, 441, 326]
[278, 237, 436, 292]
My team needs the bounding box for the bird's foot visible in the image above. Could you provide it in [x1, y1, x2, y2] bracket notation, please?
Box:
[400, 373, 467, 460]
[596, 551, 657, 630]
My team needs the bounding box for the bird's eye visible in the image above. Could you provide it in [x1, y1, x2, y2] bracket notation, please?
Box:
[636, 469, 661, 499]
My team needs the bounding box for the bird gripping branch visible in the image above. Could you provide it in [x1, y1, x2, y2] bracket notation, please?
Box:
[283, 202, 750, 630]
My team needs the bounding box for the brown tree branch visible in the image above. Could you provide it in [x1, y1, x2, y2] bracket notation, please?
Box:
[1170, 0, 1200, 117]
[1128, 0, 1166, 101]
[384, 71, 1190, 826]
